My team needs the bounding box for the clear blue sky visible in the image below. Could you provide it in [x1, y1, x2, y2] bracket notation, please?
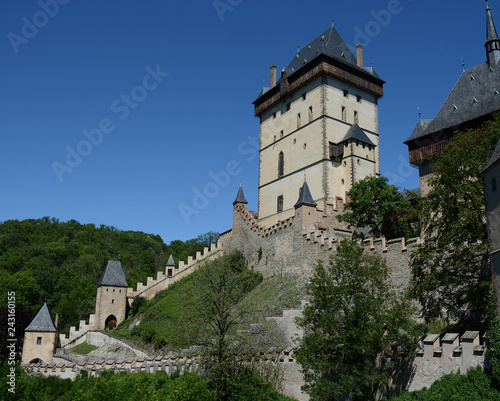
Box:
[0, 0, 493, 242]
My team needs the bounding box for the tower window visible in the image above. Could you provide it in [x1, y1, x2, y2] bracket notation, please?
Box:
[356, 95, 362, 103]
[278, 152, 284, 177]
[493, 177, 497, 192]
[37, 337, 42, 345]
[308, 106, 313, 122]
[277, 195, 284, 213]
[280, 130, 284, 138]
[286, 103, 291, 112]
[112, 299, 114, 304]
[354, 111, 358, 124]
[341, 107, 346, 121]
[273, 112, 277, 119]
[343, 89, 349, 98]
[302, 93, 306, 100]
[297, 113, 301, 128]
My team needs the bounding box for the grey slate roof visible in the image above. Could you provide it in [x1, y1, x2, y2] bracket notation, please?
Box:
[98, 260, 128, 287]
[284, 26, 380, 79]
[341, 123, 376, 146]
[233, 185, 248, 205]
[481, 136, 500, 174]
[405, 61, 500, 143]
[166, 254, 175, 267]
[25, 303, 57, 332]
[404, 119, 433, 144]
[295, 180, 317, 208]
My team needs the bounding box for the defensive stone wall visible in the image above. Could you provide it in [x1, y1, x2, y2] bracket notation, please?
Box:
[223, 204, 417, 291]
[408, 331, 486, 391]
[126, 240, 223, 300]
[27, 350, 306, 400]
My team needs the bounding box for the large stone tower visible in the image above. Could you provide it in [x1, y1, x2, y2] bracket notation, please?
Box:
[253, 25, 384, 226]
[21, 303, 58, 364]
[94, 260, 129, 330]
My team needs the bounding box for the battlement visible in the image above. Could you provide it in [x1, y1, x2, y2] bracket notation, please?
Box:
[60, 314, 96, 348]
[363, 236, 421, 253]
[126, 240, 223, 300]
[408, 331, 486, 391]
[234, 204, 294, 238]
[26, 349, 301, 381]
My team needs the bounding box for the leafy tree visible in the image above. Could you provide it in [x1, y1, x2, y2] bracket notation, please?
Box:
[338, 176, 416, 239]
[188, 251, 270, 400]
[410, 116, 500, 322]
[295, 239, 417, 400]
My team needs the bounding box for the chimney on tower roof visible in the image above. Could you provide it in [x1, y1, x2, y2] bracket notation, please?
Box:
[356, 44, 364, 68]
[270, 65, 277, 89]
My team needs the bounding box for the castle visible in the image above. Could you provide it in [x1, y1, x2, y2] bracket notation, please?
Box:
[21, 4, 500, 399]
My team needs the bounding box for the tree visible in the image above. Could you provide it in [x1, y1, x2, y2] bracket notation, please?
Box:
[295, 239, 417, 401]
[338, 176, 416, 239]
[410, 116, 500, 322]
[188, 251, 270, 400]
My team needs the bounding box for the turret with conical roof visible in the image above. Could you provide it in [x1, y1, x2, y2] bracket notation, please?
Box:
[486, 2, 500, 64]
[21, 303, 58, 365]
[233, 184, 248, 209]
[295, 179, 317, 209]
[294, 178, 319, 233]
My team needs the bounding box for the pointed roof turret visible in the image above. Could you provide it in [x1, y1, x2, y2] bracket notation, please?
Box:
[25, 303, 57, 332]
[166, 254, 175, 267]
[486, 2, 500, 64]
[233, 184, 248, 205]
[295, 179, 317, 208]
[97, 260, 128, 287]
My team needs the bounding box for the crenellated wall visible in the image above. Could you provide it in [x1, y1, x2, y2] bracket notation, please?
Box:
[223, 203, 417, 292]
[408, 331, 486, 391]
[126, 240, 223, 300]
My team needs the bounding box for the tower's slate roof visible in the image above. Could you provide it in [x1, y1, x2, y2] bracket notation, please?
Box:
[233, 185, 248, 205]
[166, 254, 175, 267]
[341, 123, 375, 146]
[25, 303, 57, 332]
[284, 26, 381, 79]
[405, 119, 433, 144]
[295, 180, 317, 208]
[405, 62, 500, 144]
[98, 260, 128, 287]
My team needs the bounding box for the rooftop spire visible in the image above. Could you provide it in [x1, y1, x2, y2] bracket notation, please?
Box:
[486, 1, 500, 64]
[294, 179, 317, 209]
[233, 184, 248, 206]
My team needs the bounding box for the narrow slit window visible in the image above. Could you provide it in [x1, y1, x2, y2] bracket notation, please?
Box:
[342, 107, 346, 121]
[278, 152, 284, 177]
[277, 195, 284, 213]
[308, 106, 313, 122]
[297, 113, 301, 129]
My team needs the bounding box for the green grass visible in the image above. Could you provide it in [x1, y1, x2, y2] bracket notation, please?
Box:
[114, 266, 306, 352]
[240, 274, 306, 316]
[71, 341, 98, 355]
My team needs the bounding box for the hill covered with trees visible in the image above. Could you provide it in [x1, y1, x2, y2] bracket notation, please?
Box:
[0, 217, 218, 334]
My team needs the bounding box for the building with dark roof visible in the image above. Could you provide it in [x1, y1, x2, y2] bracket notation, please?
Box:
[21, 303, 59, 364]
[405, 3, 500, 195]
[94, 260, 129, 330]
[254, 24, 384, 226]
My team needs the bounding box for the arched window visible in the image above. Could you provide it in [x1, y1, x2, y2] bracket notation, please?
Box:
[278, 152, 284, 177]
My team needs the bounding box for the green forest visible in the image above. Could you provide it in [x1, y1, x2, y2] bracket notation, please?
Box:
[0, 217, 218, 334]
